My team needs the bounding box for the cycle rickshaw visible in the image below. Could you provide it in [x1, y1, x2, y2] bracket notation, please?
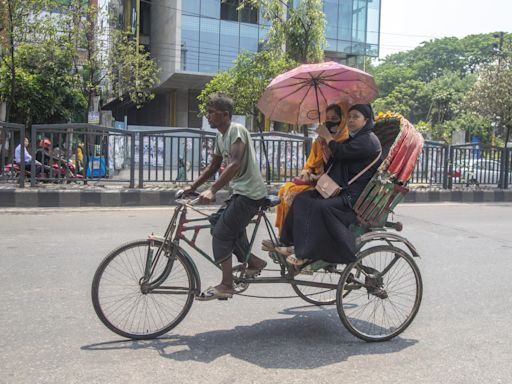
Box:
[91, 112, 424, 342]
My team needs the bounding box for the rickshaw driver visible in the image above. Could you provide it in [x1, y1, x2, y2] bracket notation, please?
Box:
[184, 93, 268, 301]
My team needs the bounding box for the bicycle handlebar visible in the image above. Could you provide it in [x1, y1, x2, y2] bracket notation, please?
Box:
[175, 189, 200, 206]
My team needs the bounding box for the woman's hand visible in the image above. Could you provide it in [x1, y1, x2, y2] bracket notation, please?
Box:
[298, 169, 311, 184]
[316, 124, 334, 143]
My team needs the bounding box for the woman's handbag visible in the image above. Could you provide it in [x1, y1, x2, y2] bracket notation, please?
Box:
[315, 173, 341, 198]
[315, 153, 381, 199]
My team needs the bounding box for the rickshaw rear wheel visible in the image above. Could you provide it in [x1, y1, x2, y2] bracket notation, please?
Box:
[336, 245, 422, 342]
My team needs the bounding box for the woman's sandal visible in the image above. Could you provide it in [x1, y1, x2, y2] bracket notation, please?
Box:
[196, 286, 234, 301]
[275, 246, 295, 257]
[286, 255, 311, 267]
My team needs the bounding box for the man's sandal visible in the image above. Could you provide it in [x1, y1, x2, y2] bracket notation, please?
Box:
[196, 286, 234, 301]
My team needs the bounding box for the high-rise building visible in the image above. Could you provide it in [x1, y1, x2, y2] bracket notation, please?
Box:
[104, 0, 381, 128]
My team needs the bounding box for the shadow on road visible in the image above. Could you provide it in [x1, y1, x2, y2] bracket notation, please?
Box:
[82, 305, 417, 369]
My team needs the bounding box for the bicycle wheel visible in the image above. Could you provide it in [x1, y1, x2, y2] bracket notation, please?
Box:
[91, 239, 195, 339]
[337, 245, 422, 342]
[292, 264, 341, 305]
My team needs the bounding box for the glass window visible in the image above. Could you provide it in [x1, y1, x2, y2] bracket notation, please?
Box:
[326, 38, 337, 52]
[367, 0, 380, 49]
[367, 44, 379, 57]
[338, 0, 352, 41]
[324, 0, 338, 39]
[200, 0, 220, 18]
[199, 18, 220, 73]
[337, 39, 353, 54]
[240, 23, 258, 52]
[182, 0, 200, 15]
[221, 0, 258, 24]
[181, 15, 200, 71]
[240, 5, 258, 24]
[259, 25, 269, 46]
[220, 20, 239, 70]
[352, 0, 367, 43]
[221, 0, 238, 21]
[259, 6, 271, 26]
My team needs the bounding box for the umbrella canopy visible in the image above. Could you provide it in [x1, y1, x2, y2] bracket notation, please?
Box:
[257, 61, 378, 125]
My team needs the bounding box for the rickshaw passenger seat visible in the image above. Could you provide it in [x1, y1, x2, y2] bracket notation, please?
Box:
[352, 113, 424, 231]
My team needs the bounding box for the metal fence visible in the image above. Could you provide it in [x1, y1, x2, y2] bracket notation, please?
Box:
[1, 124, 511, 189]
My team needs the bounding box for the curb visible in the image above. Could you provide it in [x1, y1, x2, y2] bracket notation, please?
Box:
[1, 188, 511, 208]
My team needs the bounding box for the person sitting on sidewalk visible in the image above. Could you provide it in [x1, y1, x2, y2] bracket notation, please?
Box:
[184, 93, 268, 301]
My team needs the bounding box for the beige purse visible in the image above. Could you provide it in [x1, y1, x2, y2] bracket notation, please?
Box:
[315, 172, 341, 198]
[315, 154, 381, 199]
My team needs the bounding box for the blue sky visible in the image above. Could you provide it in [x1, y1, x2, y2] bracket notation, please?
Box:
[379, 0, 512, 59]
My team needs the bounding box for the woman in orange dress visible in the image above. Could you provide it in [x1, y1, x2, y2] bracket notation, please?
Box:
[275, 104, 349, 234]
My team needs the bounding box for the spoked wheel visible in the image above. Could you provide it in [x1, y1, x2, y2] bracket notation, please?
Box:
[91, 239, 195, 340]
[336, 245, 422, 342]
[292, 264, 342, 305]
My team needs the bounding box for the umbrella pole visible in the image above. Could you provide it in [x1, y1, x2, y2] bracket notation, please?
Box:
[256, 114, 272, 185]
[313, 82, 321, 125]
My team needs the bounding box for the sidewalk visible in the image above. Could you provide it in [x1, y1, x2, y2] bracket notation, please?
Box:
[1, 183, 511, 207]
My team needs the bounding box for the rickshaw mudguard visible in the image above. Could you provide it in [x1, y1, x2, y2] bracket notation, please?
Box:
[170, 243, 202, 294]
[357, 231, 420, 258]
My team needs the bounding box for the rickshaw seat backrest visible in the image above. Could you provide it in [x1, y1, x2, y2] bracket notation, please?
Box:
[353, 113, 424, 229]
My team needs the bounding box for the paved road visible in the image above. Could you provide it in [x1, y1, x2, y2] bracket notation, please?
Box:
[1, 204, 512, 384]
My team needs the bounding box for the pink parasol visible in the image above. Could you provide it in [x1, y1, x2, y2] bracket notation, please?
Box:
[257, 61, 378, 125]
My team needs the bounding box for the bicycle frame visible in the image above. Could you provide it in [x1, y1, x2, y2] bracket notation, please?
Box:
[144, 200, 341, 292]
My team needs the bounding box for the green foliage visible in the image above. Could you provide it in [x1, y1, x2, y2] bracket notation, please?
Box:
[107, 30, 160, 108]
[373, 33, 510, 143]
[464, 41, 512, 144]
[198, 50, 296, 116]
[0, 0, 160, 123]
[199, 0, 325, 123]
[242, 0, 325, 63]
[0, 42, 86, 124]
[284, 0, 325, 63]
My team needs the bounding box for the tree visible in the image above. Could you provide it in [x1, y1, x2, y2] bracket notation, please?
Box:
[198, 49, 296, 117]
[58, 0, 105, 116]
[0, 41, 86, 124]
[242, 0, 325, 63]
[0, 0, 55, 121]
[199, 0, 325, 133]
[465, 42, 512, 145]
[106, 30, 159, 108]
[371, 33, 508, 142]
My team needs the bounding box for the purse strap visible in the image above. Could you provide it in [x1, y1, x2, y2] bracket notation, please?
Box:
[323, 152, 381, 185]
[348, 153, 381, 185]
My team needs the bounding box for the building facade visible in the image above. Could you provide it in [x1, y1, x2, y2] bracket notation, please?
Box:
[105, 0, 381, 128]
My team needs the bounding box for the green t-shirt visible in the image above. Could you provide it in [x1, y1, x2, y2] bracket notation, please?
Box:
[214, 122, 267, 200]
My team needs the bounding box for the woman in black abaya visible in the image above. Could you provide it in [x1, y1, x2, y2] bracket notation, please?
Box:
[277, 104, 382, 266]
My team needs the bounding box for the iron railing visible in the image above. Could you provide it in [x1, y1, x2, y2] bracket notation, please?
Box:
[1, 124, 511, 189]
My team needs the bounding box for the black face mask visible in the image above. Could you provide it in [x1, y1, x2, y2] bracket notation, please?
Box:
[325, 120, 341, 132]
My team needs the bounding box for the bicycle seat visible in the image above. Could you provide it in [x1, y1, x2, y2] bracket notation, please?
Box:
[261, 195, 280, 210]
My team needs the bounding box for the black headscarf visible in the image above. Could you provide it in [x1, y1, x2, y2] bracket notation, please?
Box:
[348, 104, 374, 121]
[348, 104, 374, 132]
